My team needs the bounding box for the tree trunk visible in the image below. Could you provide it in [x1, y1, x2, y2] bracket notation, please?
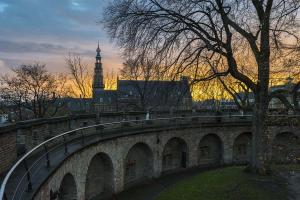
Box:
[18, 105, 23, 121]
[252, 9, 271, 173]
[251, 91, 271, 174]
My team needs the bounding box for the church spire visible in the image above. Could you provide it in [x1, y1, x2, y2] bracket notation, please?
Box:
[92, 43, 104, 96]
[96, 41, 101, 61]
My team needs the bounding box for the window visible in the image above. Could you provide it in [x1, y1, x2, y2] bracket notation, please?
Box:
[99, 98, 103, 103]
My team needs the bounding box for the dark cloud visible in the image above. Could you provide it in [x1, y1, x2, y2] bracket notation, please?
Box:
[0, 0, 121, 73]
[0, 40, 99, 55]
[0, 40, 69, 54]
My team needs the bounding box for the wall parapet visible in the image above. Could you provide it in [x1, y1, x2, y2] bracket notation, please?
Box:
[0, 111, 185, 175]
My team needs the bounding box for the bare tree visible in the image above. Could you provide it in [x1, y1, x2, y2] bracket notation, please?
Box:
[120, 57, 160, 111]
[104, 69, 117, 90]
[0, 64, 69, 120]
[191, 77, 228, 100]
[103, 0, 300, 173]
[0, 76, 26, 120]
[120, 57, 186, 111]
[218, 76, 254, 112]
[65, 53, 92, 98]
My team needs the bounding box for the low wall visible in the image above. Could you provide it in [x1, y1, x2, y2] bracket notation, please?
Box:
[0, 111, 186, 174]
[0, 114, 98, 175]
[33, 122, 300, 200]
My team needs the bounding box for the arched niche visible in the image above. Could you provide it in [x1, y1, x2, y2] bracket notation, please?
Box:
[59, 173, 77, 200]
[85, 152, 114, 200]
[162, 137, 188, 172]
[198, 134, 223, 167]
[124, 143, 154, 188]
[233, 132, 252, 164]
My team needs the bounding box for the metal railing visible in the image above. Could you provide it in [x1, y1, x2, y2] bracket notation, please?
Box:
[0, 114, 258, 200]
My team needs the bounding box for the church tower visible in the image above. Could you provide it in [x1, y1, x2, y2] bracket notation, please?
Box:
[92, 43, 105, 98]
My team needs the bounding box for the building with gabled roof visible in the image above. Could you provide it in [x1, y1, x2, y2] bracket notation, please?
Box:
[117, 78, 192, 111]
[92, 44, 192, 112]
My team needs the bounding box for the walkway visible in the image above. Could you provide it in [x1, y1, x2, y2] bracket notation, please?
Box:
[3, 133, 102, 200]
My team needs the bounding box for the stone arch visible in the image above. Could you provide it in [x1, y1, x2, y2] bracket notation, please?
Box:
[124, 142, 154, 188]
[233, 132, 252, 164]
[59, 173, 77, 200]
[85, 152, 114, 200]
[272, 132, 300, 163]
[198, 134, 223, 166]
[162, 137, 188, 172]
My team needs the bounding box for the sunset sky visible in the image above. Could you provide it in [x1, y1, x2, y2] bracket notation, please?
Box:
[0, 0, 122, 74]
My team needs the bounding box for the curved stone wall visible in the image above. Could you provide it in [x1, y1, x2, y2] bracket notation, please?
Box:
[0, 112, 167, 174]
[33, 124, 300, 200]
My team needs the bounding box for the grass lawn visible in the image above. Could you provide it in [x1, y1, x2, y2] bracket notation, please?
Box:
[156, 166, 288, 200]
[273, 164, 300, 172]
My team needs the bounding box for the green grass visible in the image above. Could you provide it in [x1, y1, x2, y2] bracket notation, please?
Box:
[156, 167, 287, 200]
[273, 164, 300, 172]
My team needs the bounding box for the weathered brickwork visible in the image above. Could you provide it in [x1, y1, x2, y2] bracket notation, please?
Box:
[0, 131, 17, 174]
[85, 153, 114, 200]
[0, 115, 98, 175]
[124, 143, 154, 188]
[233, 132, 252, 164]
[33, 124, 300, 200]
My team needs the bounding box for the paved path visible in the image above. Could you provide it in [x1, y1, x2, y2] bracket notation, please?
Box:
[3, 134, 102, 200]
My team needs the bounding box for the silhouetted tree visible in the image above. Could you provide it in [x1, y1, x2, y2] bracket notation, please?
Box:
[65, 53, 93, 98]
[104, 69, 118, 90]
[0, 64, 69, 119]
[103, 0, 300, 173]
[120, 57, 165, 111]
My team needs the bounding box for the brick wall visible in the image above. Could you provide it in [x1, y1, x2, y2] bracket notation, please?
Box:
[0, 130, 17, 174]
[0, 114, 99, 175]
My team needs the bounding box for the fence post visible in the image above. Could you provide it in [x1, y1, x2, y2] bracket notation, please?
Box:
[63, 135, 68, 154]
[44, 144, 50, 167]
[81, 130, 85, 145]
[121, 122, 123, 135]
[23, 160, 32, 192]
